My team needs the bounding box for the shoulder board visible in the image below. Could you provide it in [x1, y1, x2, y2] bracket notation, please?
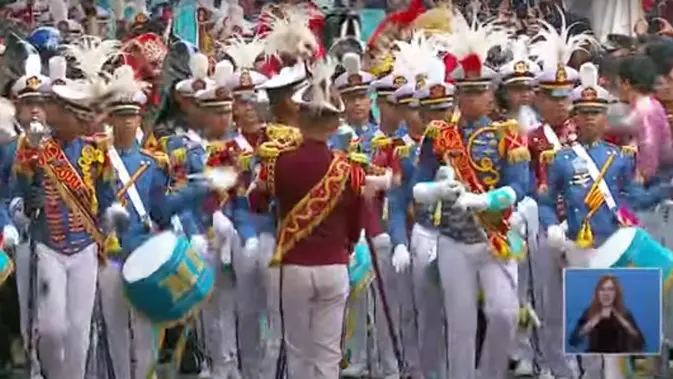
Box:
[621, 145, 638, 156]
[424, 120, 449, 140]
[158, 135, 171, 153]
[540, 149, 556, 164]
[348, 152, 369, 165]
[82, 133, 111, 150]
[265, 124, 301, 143]
[140, 149, 170, 171]
[371, 134, 393, 149]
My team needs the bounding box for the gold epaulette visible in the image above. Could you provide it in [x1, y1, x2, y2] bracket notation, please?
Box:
[158, 136, 171, 154]
[493, 119, 520, 136]
[424, 120, 447, 139]
[170, 147, 187, 164]
[257, 134, 302, 159]
[621, 145, 638, 156]
[348, 152, 368, 165]
[394, 145, 411, 158]
[141, 149, 170, 172]
[540, 149, 556, 165]
[371, 134, 393, 149]
[265, 123, 301, 142]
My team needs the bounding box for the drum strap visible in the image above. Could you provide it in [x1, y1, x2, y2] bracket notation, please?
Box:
[542, 124, 562, 150]
[571, 143, 618, 211]
[107, 147, 150, 221]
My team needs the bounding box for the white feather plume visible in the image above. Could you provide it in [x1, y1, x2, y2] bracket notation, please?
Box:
[50, 0, 68, 22]
[429, 10, 511, 62]
[190, 53, 210, 80]
[528, 7, 597, 70]
[393, 31, 440, 79]
[112, 0, 124, 20]
[579, 62, 598, 89]
[509, 38, 529, 61]
[106, 65, 149, 102]
[262, 5, 318, 61]
[342, 52, 360, 75]
[62, 36, 121, 81]
[306, 57, 339, 111]
[133, 0, 147, 15]
[213, 60, 234, 88]
[25, 54, 42, 77]
[49, 56, 67, 81]
[224, 36, 265, 70]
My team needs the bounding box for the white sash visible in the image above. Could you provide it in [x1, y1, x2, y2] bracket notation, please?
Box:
[402, 134, 415, 147]
[542, 124, 562, 150]
[234, 133, 254, 152]
[107, 147, 149, 220]
[571, 143, 618, 211]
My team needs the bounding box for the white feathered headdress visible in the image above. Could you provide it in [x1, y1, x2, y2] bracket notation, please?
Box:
[262, 5, 319, 63]
[225, 36, 265, 70]
[393, 31, 443, 88]
[528, 8, 597, 71]
[0, 97, 17, 143]
[105, 64, 150, 106]
[292, 57, 344, 114]
[60, 35, 121, 101]
[430, 10, 511, 68]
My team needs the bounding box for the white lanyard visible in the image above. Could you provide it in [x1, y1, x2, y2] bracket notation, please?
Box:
[542, 124, 562, 150]
[571, 143, 618, 211]
[107, 147, 149, 220]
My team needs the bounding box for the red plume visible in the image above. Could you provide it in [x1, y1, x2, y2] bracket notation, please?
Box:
[459, 53, 482, 79]
[367, 0, 425, 48]
[442, 53, 458, 84]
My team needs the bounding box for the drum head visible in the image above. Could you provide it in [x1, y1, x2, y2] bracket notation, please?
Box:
[122, 230, 176, 283]
[588, 227, 638, 268]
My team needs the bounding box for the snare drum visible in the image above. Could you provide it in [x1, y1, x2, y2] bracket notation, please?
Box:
[0, 249, 13, 287]
[122, 231, 215, 325]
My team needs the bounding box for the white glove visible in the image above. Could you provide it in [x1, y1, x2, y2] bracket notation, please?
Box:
[243, 237, 260, 257]
[372, 233, 391, 253]
[9, 197, 29, 230]
[213, 211, 235, 240]
[413, 179, 465, 204]
[455, 192, 488, 211]
[364, 169, 393, 191]
[435, 165, 455, 181]
[546, 225, 568, 250]
[508, 211, 526, 237]
[2, 225, 19, 249]
[190, 235, 209, 258]
[391, 244, 411, 273]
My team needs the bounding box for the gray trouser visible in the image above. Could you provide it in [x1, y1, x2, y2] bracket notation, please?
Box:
[259, 233, 282, 379]
[98, 263, 155, 379]
[281, 264, 349, 379]
[410, 223, 446, 379]
[437, 234, 518, 379]
[202, 239, 239, 376]
[234, 233, 274, 379]
[36, 243, 98, 379]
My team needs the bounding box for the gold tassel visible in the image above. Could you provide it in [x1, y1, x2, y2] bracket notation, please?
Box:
[507, 147, 531, 164]
[382, 196, 389, 221]
[104, 233, 121, 255]
[433, 200, 442, 226]
[517, 306, 530, 328]
[576, 221, 594, 248]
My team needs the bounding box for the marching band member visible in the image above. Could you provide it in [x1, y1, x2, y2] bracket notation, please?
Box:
[413, 14, 529, 379]
[223, 36, 274, 379]
[526, 15, 597, 378]
[331, 52, 379, 156]
[539, 62, 672, 378]
[96, 63, 213, 379]
[192, 59, 258, 379]
[10, 58, 116, 379]
[497, 38, 546, 378]
[251, 56, 376, 379]
[257, 61, 306, 131]
[393, 77, 455, 379]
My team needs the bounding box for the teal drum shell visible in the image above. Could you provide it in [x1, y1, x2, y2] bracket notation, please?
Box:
[612, 228, 673, 280]
[349, 238, 374, 295]
[123, 236, 215, 325]
[0, 249, 14, 287]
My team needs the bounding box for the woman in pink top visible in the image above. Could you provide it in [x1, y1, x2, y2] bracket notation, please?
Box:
[616, 55, 673, 183]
